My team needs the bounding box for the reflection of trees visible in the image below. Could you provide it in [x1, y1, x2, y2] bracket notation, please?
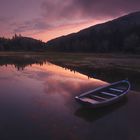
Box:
[0, 55, 140, 91]
[49, 61, 140, 91]
[0, 55, 48, 70]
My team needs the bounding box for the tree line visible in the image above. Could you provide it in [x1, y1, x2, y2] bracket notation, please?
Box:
[1, 12, 140, 54]
[46, 12, 140, 54]
[0, 34, 46, 52]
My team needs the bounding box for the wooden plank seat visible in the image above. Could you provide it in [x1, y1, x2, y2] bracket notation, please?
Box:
[101, 91, 117, 97]
[109, 88, 124, 92]
[89, 94, 107, 101]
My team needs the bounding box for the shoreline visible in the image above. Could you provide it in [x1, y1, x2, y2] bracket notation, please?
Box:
[0, 52, 140, 91]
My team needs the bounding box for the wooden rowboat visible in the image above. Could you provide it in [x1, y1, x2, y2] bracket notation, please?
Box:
[75, 80, 131, 108]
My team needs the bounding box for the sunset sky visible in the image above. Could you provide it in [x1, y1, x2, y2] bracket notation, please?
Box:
[0, 0, 140, 42]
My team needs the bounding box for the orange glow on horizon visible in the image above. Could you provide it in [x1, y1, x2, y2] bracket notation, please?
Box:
[1, 18, 111, 42]
[31, 19, 110, 42]
[31, 62, 106, 85]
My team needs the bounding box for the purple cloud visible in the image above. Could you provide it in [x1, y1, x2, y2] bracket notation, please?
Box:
[41, 0, 140, 21]
[11, 18, 52, 34]
[0, 16, 13, 23]
[0, 0, 140, 39]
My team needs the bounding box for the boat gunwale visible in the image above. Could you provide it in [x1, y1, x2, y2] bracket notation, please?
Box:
[75, 80, 131, 106]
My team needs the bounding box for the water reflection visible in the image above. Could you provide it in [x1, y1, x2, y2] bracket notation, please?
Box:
[0, 54, 140, 91]
[0, 55, 140, 140]
[50, 61, 140, 92]
[75, 97, 128, 122]
[0, 56, 106, 140]
[0, 55, 48, 70]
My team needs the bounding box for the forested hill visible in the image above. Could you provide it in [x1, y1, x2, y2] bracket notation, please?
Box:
[46, 11, 140, 53]
[0, 35, 46, 51]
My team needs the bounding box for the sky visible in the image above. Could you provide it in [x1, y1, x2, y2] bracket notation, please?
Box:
[0, 0, 140, 42]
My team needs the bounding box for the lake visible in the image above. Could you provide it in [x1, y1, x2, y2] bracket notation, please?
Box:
[0, 54, 140, 140]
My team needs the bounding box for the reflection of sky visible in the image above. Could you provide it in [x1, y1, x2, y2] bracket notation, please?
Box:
[0, 63, 140, 140]
[0, 63, 107, 139]
[25, 63, 106, 97]
[0, 63, 106, 101]
[0, 63, 106, 115]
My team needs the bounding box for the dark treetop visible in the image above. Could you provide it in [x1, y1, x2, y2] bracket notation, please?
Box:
[1, 11, 140, 53]
[46, 11, 140, 54]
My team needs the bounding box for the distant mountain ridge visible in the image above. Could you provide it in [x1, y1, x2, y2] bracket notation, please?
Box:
[1, 11, 140, 53]
[46, 11, 140, 53]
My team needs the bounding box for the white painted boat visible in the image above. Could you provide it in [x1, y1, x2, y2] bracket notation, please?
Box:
[75, 80, 131, 108]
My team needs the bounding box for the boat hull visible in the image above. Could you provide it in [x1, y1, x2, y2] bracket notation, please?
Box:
[75, 80, 130, 108]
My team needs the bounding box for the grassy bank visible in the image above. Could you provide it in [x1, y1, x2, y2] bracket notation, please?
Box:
[0, 52, 140, 72]
[0, 52, 140, 90]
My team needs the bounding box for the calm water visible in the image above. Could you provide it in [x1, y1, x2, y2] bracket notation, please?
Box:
[0, 55, 140, 140]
